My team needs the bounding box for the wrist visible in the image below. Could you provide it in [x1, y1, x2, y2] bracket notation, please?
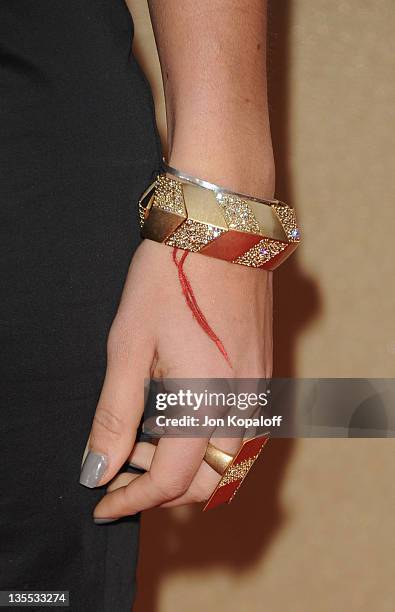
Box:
[167, 147, 275, 201]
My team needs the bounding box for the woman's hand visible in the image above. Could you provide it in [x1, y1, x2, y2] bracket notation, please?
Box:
[79, 238, 273, 520]
[84, 0, 277, 520]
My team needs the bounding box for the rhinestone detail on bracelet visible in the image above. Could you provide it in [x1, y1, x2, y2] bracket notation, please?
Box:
[154, 174, 186, 216]
[233, 238, 288, 267]
[165, 219, 225, 252]
[216, 193, 260, 233]
[272, 204, 300, 242]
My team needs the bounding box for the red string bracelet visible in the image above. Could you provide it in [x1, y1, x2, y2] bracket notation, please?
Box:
[172, 247, 232, 368]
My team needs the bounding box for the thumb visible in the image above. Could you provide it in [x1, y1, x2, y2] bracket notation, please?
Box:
[79, 327, 153, 488]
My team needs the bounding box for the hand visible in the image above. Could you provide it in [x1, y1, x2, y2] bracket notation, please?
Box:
[79, 239, 273, 520]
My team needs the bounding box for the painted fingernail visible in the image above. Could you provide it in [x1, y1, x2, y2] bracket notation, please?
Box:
[94, 517, 117, 524]
[79, 451, 108, 488]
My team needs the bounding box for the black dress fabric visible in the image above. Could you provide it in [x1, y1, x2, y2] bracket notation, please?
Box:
[0, 1, 162, 610]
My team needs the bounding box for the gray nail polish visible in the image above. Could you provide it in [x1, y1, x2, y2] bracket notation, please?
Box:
[94, 517, 117, 524]
[79, 451, 108, 488]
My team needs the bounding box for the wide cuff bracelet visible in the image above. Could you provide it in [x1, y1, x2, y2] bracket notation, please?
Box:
[138, 165, 301, 270]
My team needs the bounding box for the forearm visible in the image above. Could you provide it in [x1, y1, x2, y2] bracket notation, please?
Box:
[147, 0, 275, 199]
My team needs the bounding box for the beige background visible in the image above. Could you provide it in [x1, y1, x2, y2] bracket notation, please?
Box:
[128, 1, 395, 611]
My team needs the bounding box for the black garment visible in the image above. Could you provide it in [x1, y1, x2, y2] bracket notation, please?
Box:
[0, 2, 162, 610]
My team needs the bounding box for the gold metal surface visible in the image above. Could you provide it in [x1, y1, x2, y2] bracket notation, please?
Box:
[141, 206, 185, 242]
[217, 456, 258, 487]
[203, 443, 234, 475]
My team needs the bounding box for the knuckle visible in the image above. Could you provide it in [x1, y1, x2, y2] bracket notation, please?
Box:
[168, 480, 189, 498]
[192, 480, 219, 503]
[93, 406, 125, 440]
[189, 490, 205, 504]
[150, 473, 189, 500]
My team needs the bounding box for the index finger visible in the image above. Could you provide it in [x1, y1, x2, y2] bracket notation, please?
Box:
[92, 436, 209, 519]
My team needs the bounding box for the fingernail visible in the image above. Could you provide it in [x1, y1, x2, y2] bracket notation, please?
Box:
[79, 451, 108, 488]
[94, 517, 117, 524]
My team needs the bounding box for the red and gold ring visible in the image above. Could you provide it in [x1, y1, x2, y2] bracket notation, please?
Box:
[202, 432, 270, 511]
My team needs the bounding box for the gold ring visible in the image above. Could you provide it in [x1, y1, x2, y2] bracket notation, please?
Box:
[203, 443, 234, 474]
[202, 432, 270, 511]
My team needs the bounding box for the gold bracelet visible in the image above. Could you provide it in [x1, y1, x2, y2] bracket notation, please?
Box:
[138, 168, 301, 270]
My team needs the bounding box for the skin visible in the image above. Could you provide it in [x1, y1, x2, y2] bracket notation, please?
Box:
[87, 0, 275, 520]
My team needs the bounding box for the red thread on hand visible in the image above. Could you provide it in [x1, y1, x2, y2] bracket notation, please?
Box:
[172, 247, 232, 368]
